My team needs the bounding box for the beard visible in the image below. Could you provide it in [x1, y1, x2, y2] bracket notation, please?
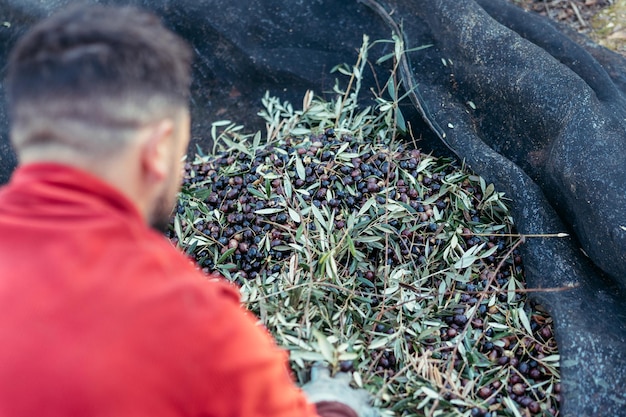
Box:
[149, 130, 188, 234]
[149, 174, 179, 234]
[150, 194, 176, 233]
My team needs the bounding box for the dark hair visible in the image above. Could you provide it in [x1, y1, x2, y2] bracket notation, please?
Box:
[5, 4, 193, 155]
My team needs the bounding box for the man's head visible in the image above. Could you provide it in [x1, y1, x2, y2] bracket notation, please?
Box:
[5, 4, 193, 231]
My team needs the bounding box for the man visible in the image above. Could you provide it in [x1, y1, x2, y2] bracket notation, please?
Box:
[0, 5, 375, 417]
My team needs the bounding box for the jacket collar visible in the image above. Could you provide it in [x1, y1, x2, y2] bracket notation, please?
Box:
[1, 163, 144, 224]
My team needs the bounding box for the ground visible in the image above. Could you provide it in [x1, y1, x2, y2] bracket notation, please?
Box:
[511, 0, 609, 33]
[510, 0, 626, 54]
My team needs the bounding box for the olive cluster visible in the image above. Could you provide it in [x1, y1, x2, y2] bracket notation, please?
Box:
[170, 128, 559, 416]
[367, 300, 558, 417]
[172, 129, 459, 281]
[471, 308, 558, 416]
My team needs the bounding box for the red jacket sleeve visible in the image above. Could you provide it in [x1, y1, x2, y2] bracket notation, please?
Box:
[188, 281, 321, 417]
[193, 282, 359, 417]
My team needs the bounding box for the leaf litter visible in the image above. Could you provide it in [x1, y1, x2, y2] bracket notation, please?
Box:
[168, 36, 561, 417]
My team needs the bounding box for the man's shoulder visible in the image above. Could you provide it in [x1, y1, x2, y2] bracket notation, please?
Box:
[109, 233, 252, 355]
[119, 230, 242, 308]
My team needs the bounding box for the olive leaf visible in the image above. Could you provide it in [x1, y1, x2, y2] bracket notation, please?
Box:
[170, 34, 561, 417]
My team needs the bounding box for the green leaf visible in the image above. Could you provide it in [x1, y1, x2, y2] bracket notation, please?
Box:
[265, 178, 271, 197]
[284, 176, 293, 199]
[291, 127, 311, 136]
[518, 307, 533, 335]
[255, 208, 284, 215]
[312, 329, 336, 365]
[288, 207, 301, 223]
[295, 154, 306, 180]
[357, 197, 377, 217]
[508, 276, 516, 304]
[247, 186, 267, 200]
[217, 248, 236, 264]
[478, 244, 499, 259]
[395, 107, 406, 132]
[376, 51, 396, 65]
[290, 350, 325, 362]
[346, 235, 356, 257]
[502, 397, 524, 417]
[454, 254, 479, 269]
[310, 204, 328, 229]
[368, 335, 394, 350]
[387, 78, 397, 101]
[174, 215, 183, 241]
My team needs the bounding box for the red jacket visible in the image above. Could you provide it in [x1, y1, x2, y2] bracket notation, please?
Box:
[0, 163, 333, 417]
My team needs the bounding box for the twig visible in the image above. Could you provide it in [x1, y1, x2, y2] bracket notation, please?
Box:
[570, 1, 588, 27]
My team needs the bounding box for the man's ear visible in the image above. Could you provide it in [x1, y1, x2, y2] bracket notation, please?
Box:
[139, 119, 174, 183]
